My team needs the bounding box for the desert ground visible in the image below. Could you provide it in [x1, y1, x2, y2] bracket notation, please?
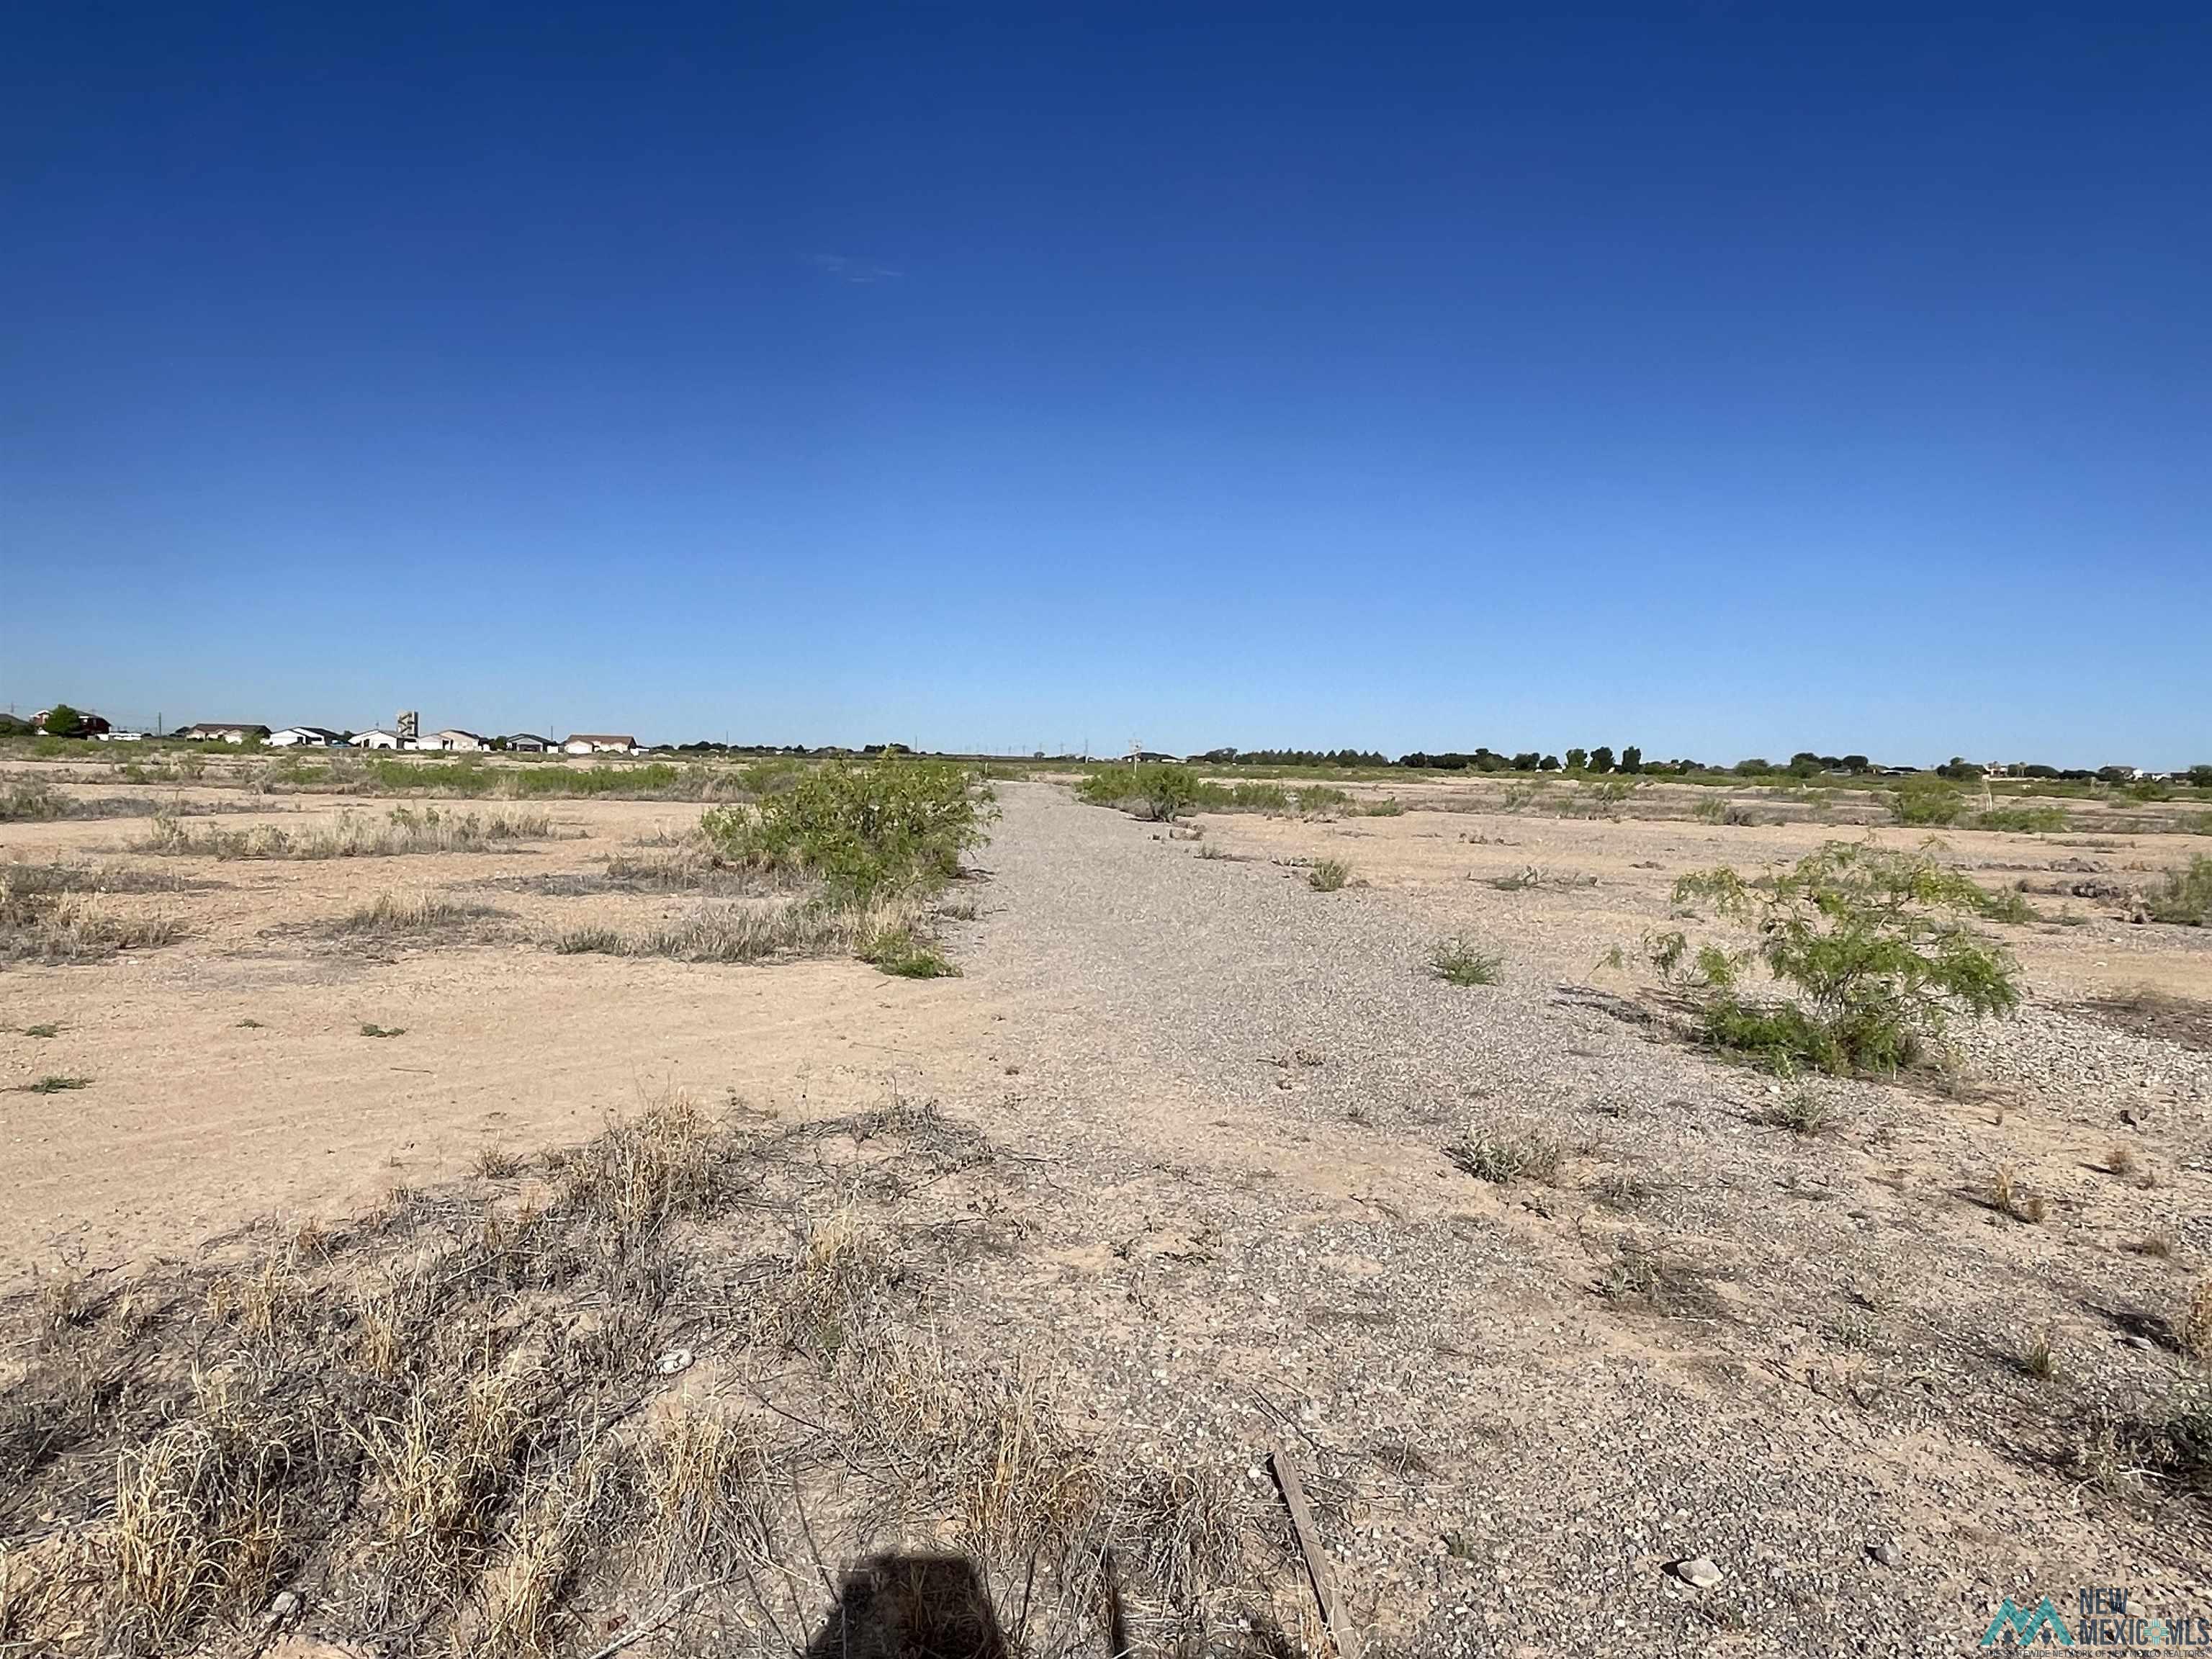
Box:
[3, 756, 2209, 1656]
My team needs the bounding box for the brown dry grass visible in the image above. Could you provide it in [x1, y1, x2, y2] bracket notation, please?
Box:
[0, 1089, 1282, 1654]
[1, 865, 186, 963]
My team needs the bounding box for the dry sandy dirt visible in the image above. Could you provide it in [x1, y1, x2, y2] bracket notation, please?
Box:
[4, 760, 2211, 1656]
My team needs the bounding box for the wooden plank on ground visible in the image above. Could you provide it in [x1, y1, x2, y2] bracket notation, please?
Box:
[1269, 1443, 1361, 1659]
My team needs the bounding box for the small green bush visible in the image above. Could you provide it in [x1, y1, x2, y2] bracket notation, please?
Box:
[1308, 858, 1352, 892]
[1447, 1130, 1561, 1184]
[1075, 768, 1351, 822]
[2150, 855, 2212, 926]
[1890, 781, 1964, 827]
[1076, 764, 1203, 821]
[861, 927, 961, 979]
[1974, 805, 2069, 834]
[701, 755, 992, 902]
[1431, 935, 1502, 986]
[21, 1074, 91, 1094]
[1658, 841, 2020, 1074]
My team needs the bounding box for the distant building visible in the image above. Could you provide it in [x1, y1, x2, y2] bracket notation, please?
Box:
[562, 734, 639, 755]
[269, 726, 344, 747]
[351, 729, 403, 750]
[31, 709, 110, 736]
[415, 729, 487, 752]
[179, 722, 269, 744]
[505, 733, 555, 752]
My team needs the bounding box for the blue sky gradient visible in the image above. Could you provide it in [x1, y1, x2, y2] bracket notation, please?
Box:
[5, 4, 2208, 763]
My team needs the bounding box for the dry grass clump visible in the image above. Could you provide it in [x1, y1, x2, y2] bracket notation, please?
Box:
[1761, 1081, 1843, 1136]
[358, 1364, 539, 1597]
[108, 1373, 314, 1647]
[2182, 1276, 2212, 1365]
[549, 891, 938, 971]
[472, 1144, 528, 1179]
[751, 1208, 899, 1356]
[2, 866, 186, 964]
[1446, 1128, 1563, 1184]
[1988, 1164, 2049, 1223]
[601, 835, 778, 894]
[329, 891, 507, 939]
[640, 1404, 769, 1581]
[132, 806, 562, 860]
[544, 1092, 733, 1274]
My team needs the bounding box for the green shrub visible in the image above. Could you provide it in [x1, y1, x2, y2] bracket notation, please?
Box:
[1431, 935, 1502, 986]
[0, 778, 66, 822]
[1659, 841, 2020, 1074]
[699, 755, 992, 902]
[2150, 855, 2212, 925]
[1294, 784, 1352, 814]
[1075, 768, 1349, 822]
[860, 927, 961, 979]
[1308, 858, 1352, 892]
[1974, 806, 2069, 834]
[509, 762, 685, 798]
[1076, 763, 1202, 822]
[1890, 781, 1964, 827]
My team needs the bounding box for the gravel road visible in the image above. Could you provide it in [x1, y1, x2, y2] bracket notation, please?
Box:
[930, 782, 2212, 1657]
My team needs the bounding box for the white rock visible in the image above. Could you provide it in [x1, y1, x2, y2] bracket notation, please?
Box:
[1676, 1557, 1725, 1589]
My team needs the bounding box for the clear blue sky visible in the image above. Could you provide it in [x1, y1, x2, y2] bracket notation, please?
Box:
[5, 4, 2207, 765]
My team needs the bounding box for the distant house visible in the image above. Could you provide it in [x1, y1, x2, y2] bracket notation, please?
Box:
[562, 734, 639, 755]
[180, 722, 270, 744]
[351, 729, 403, 750]
[505, 733, 555, 752]
[269, 726, 344, 747]
[32, 709, 111, 737]
[415, 729, 487, 752]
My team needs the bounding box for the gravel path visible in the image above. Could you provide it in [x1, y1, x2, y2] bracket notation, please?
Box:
[929, 783, 2212, 1657]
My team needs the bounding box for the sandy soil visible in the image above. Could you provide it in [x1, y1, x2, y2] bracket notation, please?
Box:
[0, 792, 997, 1283]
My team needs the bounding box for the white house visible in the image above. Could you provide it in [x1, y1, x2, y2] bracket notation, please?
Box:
[562, 733, 640, 755]
[351, 729, 403, 750]
[413, 729, 487, 752]
[269, 726, 343, 747]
